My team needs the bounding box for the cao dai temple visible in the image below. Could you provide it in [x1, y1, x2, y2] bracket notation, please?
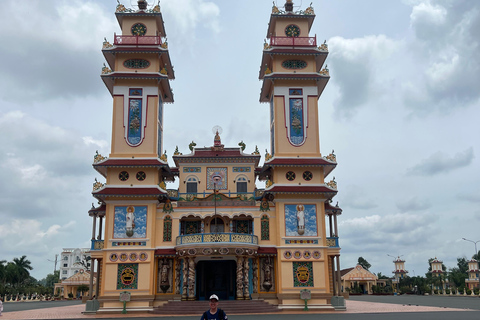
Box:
[88, 0, 343, 313]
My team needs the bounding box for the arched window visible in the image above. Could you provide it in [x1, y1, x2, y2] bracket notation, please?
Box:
[236, 176, 248, 194]
[186, 176, 198, 194]
[210, 217, 225, 233]
[63, 256, 68, 261]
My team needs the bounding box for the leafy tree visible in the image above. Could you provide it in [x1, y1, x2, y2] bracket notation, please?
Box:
[448, 257, 469, 288]
[357, 257, 371, 271]
[376, 272, 390, 279]
[13, 255, 33, 282]
[473, 250, 480, 261]
[77, 284, 89, 296]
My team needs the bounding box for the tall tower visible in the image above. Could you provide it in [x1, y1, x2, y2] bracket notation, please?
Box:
[89, 0, 175, 312]
[392, 256, 407, 292]
[259, 1, 343, 308]
[466, 259, 479, 291]
[429, 258, 444, 291]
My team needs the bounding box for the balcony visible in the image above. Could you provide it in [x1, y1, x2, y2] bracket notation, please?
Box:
[326, 236, 339, 248]
[269, 35, 317, 47]
[113, 34, 162, 46]
[91, 240, 104, 250]
[176, 232, 258, 246]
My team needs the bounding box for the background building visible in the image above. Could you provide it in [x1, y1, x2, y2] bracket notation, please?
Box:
[59, 248, 90, 281]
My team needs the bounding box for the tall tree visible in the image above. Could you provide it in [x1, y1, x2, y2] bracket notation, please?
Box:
[448, 257, 469, 288]
[473, 250, 480, 261]
[13, 255, 33, 282]
[357, 257, 371, 271]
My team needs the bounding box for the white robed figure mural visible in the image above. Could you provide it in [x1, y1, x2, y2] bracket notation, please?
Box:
[296, 204, 305, 235]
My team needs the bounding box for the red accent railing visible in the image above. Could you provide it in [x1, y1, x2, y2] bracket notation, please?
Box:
[269, 35, 316, 47]
[113, 34, 162, 46]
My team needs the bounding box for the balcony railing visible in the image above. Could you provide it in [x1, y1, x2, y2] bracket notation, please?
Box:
[326, 236, 339, 248]
[269, 35, 317, 47]
[91, 240, 104, 250]
[113, 34, 162, 46]
[176, 232, 258, 246]
[465, 278, 479, 282]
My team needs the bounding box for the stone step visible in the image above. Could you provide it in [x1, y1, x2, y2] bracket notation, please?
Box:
[151, 299, 280, 314]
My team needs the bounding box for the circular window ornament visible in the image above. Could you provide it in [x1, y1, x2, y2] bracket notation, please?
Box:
[124, 59, 150, 69]
[286, 171, 296, 181]
[282, 60, 307, 69]
[284, 251, 292, 259]
[110, 253, 118, 262]
[303, 251, 311, 259]
[285, 24, 300, 37]
[131, 23, 147, 36]
[119, 253, 128, 262]
[119, 171, 129, 181]
[303, 171, 313, 181]
[313, 251, 321, 259]
[293, 250, 302, 259]
[129, 253, 138, 261]
[136, 171, 146, 181]
[139, 252, 148, 261]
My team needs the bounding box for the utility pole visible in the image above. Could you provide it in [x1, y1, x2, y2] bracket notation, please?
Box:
[48, 254, 58, 274]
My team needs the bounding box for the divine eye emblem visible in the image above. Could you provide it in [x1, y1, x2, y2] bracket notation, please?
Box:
[119, 171, 129, 181]
[285, 24, 300, 37]
[131, 23, 147, 36]
[303, 171, 313, 181]
[136, 171, 146, 181]
[286, 171, 296, 181]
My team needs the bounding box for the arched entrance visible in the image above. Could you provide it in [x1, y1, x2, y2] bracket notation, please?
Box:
[196, 260, 236, 300]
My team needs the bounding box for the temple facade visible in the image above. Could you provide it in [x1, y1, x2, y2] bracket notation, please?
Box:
[88, 0, 342, 312]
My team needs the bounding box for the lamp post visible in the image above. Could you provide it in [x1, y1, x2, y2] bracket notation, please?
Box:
[462, 238, 480, 291]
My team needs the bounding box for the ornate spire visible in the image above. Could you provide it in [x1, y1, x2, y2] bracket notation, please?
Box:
[285, 0, 293, 13]
[137, 0, 148, 10]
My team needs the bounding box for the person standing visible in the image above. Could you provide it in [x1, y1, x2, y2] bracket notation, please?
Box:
[201, 294, 227, 320]
[0, 297, 3, 316]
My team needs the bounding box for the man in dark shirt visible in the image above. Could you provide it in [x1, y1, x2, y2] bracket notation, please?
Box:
[201, 294, 227, 320]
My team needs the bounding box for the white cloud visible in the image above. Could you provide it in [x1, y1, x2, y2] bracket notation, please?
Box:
[328, 35, 399, 118]
[406, 147, 474, 176]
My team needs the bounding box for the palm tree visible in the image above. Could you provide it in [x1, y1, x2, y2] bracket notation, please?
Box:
[13, 255, 33, 282]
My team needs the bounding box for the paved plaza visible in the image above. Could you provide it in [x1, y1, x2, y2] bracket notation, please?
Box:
[1, 295, 480, 320]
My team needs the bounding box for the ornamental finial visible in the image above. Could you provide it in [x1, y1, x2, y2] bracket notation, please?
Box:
[137, 0, 148, 10]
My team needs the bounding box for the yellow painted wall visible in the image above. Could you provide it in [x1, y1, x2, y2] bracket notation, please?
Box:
[110, 92, 159, 157]
[121, 16, 159, 37]
[273, 19, 310, 37]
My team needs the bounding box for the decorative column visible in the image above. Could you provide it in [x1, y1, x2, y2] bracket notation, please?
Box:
[252, 258, 258, 294]
[181, 258, 188, 300]
[331, 256, 337, 296]
[236, 256, 244, 299]
[97, 216, 103, 240]
[336, 255, 342, 295]
[91, 215, 97, 241]
[327, 214, 332, 237]
[187, 257, 196, 300]
[95, 259, 100, 298]
[89, 258, 95, 299]
[243, 257, 250, 299]
[175, 259, 181, 294]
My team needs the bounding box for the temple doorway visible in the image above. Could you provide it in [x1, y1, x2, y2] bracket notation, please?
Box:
[196, 260, 236, 300]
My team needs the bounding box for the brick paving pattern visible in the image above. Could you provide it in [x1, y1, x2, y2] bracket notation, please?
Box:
[0, 300, 473, 319]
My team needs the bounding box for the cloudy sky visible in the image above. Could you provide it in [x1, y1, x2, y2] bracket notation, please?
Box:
[0, 0, 479, 280]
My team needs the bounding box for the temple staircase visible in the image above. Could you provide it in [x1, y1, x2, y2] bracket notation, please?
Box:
[151, 299, 280, 315]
